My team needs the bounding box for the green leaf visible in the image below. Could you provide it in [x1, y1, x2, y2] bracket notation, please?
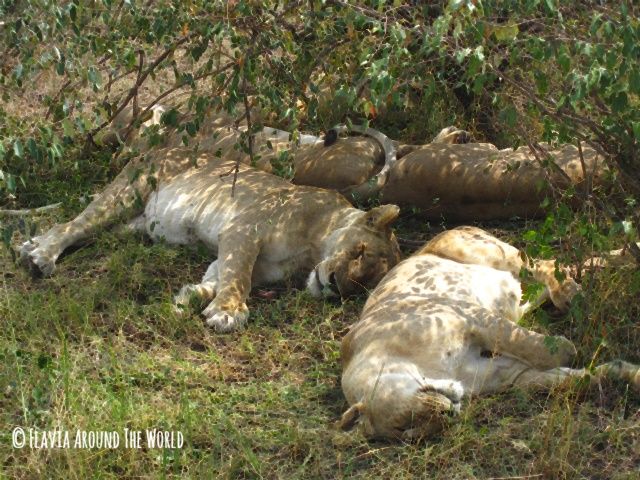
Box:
[499, 105, 518, 128]
[2, 224, 15, 249]
[472, 74, 486, 94]
[13, 139, 23, 158]
[49, 142, 63, 161]
[88, 67, 102, 87]
[161, 108, 179, 127]
[27, 138, 38, 160]
[13, 63, 23, 80]
[492, 24, 519, 42]
[186, 122, 198, 137]
[62, 119, 75, 137]
[632, 122, 640, 141]
[629, 68, 640, 95]
[534, 72, 548, 95]
[557, 51, 570, 74]
[610, 91, 628, 113]
[6, 174, 16, 193]
[449, 0, 465, 12]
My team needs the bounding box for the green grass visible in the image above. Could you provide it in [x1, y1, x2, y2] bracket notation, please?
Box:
[1, 214, 639, 479]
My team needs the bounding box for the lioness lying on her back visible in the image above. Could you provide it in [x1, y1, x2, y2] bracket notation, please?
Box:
[19, 145, 401, 331]
[340, 226, 640, 439]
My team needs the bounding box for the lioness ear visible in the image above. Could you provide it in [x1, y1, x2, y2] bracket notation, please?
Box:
[364, 204, 400, 229]
[339, 402, 364, 431]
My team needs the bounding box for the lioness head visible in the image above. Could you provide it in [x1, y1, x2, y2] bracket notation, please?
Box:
[307, 204, 401, 298]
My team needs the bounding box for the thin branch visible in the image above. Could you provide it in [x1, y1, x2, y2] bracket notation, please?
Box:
[234, 63, 254, 197]
[0, 203, 62, 217]
[90, 33, 195, 138]
[131, 49, 145, 120]
[134, 60, 236, 130]
[45, 53, 115, 120]
[576, 139, 592, 198]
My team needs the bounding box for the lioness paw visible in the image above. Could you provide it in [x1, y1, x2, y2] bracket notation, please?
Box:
[203, 303, 249, 332]
[19, 240, 56, 277]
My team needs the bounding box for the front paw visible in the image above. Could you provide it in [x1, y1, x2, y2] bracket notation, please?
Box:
[202, 302, 249, 332]
[19, 240, 56, 277]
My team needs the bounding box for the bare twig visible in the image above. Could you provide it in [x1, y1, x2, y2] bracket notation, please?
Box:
[90, 33, 195, 138]
[45, 54, 115, 120]
[131, 49, 145, 120]
[576, 139, 593, 198]
[0, 203, 62, 217]
[235, 72, 254, 197]
[135, 60, 236, 131]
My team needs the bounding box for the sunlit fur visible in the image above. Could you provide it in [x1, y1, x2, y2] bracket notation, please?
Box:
[19, 140, 400, 331]
[340, 226, 640, 440]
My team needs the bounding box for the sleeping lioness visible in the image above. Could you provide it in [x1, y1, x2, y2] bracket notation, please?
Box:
[340, 226, 640, 439]
[18, 145, 401, 331]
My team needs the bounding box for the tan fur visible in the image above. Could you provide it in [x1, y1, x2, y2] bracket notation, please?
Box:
[103, 105, 400, 191]
[429, 126, 473, 145]
[340, 226, 639, 440]
[19, 141, 401, 331]
[292, 136, 384, 190]
[103, 108, 607, 222]
[381, 143, 606, 221]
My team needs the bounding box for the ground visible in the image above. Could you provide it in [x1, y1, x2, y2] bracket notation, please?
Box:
[1, 207, 638, 479]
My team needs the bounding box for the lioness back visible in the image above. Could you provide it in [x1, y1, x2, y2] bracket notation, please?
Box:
[142, 159, 351, 249]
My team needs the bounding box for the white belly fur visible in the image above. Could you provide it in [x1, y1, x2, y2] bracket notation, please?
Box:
[142, 171, 235, 250]
[140, 167, 313, 285]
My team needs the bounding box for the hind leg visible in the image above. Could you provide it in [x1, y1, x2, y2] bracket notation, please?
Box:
[514, 360, 640, 392]
[19, 161, 153, 276]
[421, 226, 580, 312]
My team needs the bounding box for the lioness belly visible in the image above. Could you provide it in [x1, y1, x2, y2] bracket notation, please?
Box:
[141, 166, 244, 248]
